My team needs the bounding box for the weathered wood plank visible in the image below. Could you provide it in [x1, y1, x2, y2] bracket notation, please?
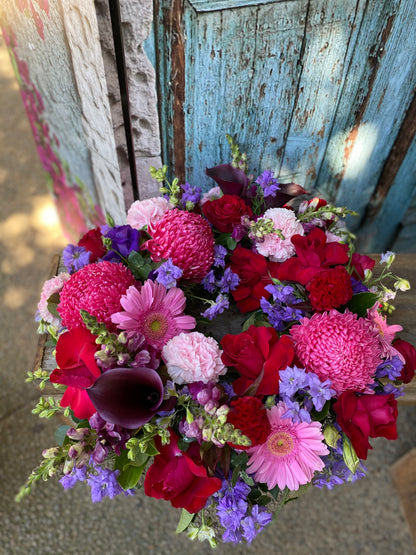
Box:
[316, 0, 416, 238]
[390, 448, 416, 547]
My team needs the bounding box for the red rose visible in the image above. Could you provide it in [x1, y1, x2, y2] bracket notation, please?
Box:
[202, 194, 252, 233]
[393, 338, 416, 383]
[350, 253, 376, 280]
[229, 246, 280, 312]
[78, 227, 106, 261]
[144, 431, 221, 513]
[227, 396, 271, 450]
[306, 266, 353, 311]
[333, 391, 398, 460]
[50, 327, 101, 419]
[221, 325, 294, 395]
[277, 228, 350, 285]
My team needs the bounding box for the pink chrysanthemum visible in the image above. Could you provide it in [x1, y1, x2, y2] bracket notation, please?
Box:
[38, 273, 71, 326]
[57, 261, 136, 330]
[126, 197, 174, 230]
[111, 280, 196, 351]
[246, 403, 328, 491]
[290, 309, 381, 394]
[255, 208, 304, 262]
[144, 209, 215, 282]
[162, 331, 226, 384]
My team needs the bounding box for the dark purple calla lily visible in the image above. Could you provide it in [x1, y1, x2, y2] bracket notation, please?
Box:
[264, 182, 308, 209]
[206, 164, 250, 196]
[87, 367, 164, 429]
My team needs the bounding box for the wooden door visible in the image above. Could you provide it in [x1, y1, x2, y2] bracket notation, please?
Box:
[153, 0, 416, 252]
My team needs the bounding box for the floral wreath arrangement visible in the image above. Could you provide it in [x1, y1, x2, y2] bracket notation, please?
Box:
[20, 137, 416, 546]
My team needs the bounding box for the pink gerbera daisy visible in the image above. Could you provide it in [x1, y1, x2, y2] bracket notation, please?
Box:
[290, 309, 381, 394]
[111, 280, 196, 351]
[246, 403, 328, 491]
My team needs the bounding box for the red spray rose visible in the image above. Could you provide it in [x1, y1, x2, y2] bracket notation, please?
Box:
[221, 325, 294, 395]
[202, 194, 253, 233]
[306, 266, 353, 311]
[350, 252, 376, 280]
[144, 431, 221, 513]
[393, 338, 416, 383]
[227, 396, 271, 450]
[78, 227, 106, 261]
[277, 228, 350, 285]
[50, 327, 101, 419]
[229, 246, 280, 312]
[333, 391, 398, 460]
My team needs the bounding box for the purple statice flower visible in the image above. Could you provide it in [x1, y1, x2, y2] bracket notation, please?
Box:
[87, 467, 134, 502]
[214, 478, 251, 544]
[265, 283, 298, 304]
[201, 294, 229, 320]
[313, 443, 367, 489]
[102, 225, 140, 261]
[59, 465, 88, 489]
[62, 244, 90, 274]
[213, 245, 228, 267]
[201, 269, 216, 293]
[377, 382, 405, 399]
[255, 170, 280, 198]
[351, 277, 369, 294]
[279, 366, 308, 397]
[282, 398, 312, 423]
[375, 356, 404, 380]
[306, 373, 336, 411]
[180, 182, 202, 206]
[218, 267, 240, 293]
[241, 505, 273, 543]
[154, 258, 183, 289]
[260, 298, 303, 332]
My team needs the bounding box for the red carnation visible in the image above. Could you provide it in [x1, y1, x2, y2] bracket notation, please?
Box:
[306, 266, 353, 311]
[78, 227, 106, 261]
[227, 396, 271, 450]
[229, 246, 280, 313]
[393, 338, 416, 383]
[277, 228, 350, 285]
[221, 325, 295, 395]
[202, 194, 253, 233]
[333, 391, 398, 460]
[144, 430, 221, 513]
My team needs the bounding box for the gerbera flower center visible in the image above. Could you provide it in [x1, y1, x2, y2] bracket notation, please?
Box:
[144, 312, 168, 340]
[267, 430, 294, 457]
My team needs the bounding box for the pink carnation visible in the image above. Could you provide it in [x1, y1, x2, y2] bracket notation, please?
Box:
[162, 332, 226, 384]
[37, 273, 71, 326]
[126, 197, 174, 230]
[57, 261, 136, 330]
[145, 209, 215, 282]
[255, 208, 304, 262]
[290, 310, 381, 395]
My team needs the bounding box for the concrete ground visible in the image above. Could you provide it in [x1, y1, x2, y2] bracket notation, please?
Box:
[0, 38, 415, 555]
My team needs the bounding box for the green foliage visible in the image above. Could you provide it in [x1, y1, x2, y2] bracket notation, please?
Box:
[127, 251, 154, 281]
[114, 449, 149, 490]
[342, 434, 360, 474]
[346, 292, 379, 318]
[176, 508, 195, 534]
[54, 425, 71, 446]
[32, 396, 70, 419]
[26, 368, 50, 390]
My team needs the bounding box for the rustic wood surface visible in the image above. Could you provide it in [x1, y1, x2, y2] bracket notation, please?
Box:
[390, 447, 416, 548]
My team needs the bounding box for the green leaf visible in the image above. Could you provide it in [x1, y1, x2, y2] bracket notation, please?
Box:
[323, 424, 341, 449]
[310, 400, 331, 421]
[342, 434, 360, 474]
[242, 312, 257, 332]
[54, 425, 71, 446]
[116, 463, 145, 490]
[175, 508, 195, 534]
[346, 292, 378, 317]
[144, 440, 160, 457]
[226, 236, 237, 250]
